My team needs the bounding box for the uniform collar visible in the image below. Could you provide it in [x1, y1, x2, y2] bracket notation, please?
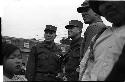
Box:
[43, 40, 54, 45]
[42, 40, 57, 50]
[70, 37, 83, 49]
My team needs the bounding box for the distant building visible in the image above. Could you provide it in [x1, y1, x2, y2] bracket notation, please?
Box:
[2, 36, 39, 49]
[20, 48, 31, 66]
[2, 36, 39, 65]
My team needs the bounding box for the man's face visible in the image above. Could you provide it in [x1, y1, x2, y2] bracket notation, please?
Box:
[81, 7, 97, 24]
[98, 1, 125, 26]
[44, 30, 56, 42]
[68, 26, 80, 38]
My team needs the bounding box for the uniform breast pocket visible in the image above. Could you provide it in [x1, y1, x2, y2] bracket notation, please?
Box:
[38, 53, 49, 60]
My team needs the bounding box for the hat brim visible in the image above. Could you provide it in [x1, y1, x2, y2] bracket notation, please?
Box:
[44, 29, 56, 32]
[88, 1, 103, 16]
[65, 25, 76, 29]
[77, 7, 85, 13]
[77, 6, 90, 13]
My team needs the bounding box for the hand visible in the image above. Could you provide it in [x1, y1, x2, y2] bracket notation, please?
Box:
[63, 76, 68, 81]
[76, 67, 80, 72]
[56, 73, 64, 79]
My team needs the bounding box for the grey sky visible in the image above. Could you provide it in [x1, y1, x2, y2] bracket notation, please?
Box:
[2, 0, 112, 43]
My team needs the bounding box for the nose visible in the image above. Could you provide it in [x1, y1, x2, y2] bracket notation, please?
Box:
[15, 58, 22, 64]
[68, 29, 71, 31]
[82, 12, 87, 17]
[45, 33, 51, 37]
[46, 33, 50, 35]
[15, 61, 21, 64]
[68, 30, 72, 33]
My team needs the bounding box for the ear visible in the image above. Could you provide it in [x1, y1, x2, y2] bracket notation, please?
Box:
[54, 34, 57, 38]
[94, 13, 100, 18]
[78, 28, 82, 32]
[79, 29, 82, 34]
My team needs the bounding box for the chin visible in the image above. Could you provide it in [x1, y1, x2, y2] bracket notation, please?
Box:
[45, 39, 52, 41]
[13, 69, 21, 75]
[68, 35, 72, 38]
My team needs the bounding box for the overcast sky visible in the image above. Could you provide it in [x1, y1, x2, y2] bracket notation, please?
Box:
[1, 0, 112, 43]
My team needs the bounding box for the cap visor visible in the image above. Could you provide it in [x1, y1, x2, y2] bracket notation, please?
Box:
[65, 25, 75, 29]
[77, 7, 85, 13]
[44, 29, 55, 32]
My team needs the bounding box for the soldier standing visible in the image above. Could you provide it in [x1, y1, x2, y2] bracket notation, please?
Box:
[64, 20, 83, 81]
[25, 25, 63, 81]
[77, 1, 107, 59]
[77, 1, 107, 80]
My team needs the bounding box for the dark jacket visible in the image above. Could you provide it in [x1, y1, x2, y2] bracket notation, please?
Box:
[64, 37, 83, 81]
[25, 41, 62, 81]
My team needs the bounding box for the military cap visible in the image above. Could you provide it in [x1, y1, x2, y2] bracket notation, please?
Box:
[45, 25, 57, 31]
[65, 20, 83, 30]
[77, 0, 90, 13]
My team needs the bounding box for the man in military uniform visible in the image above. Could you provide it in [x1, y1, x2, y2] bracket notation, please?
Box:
[64, 20, 84, 81]
[77, 1, 106, 59]
[25, 25, 63, 81]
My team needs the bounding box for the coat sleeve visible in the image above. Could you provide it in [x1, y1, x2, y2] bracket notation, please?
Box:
[79, 48, 90, 81]
[90, 35, 125, 81]
[25, 46, 36, 81]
